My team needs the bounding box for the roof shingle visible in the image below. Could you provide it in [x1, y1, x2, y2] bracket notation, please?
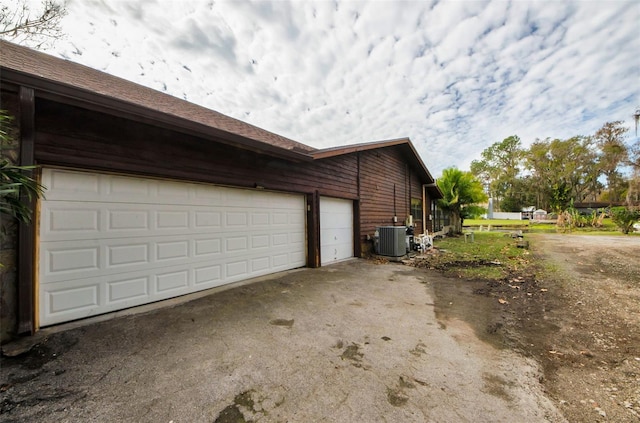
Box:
[0, 40, 316, 157]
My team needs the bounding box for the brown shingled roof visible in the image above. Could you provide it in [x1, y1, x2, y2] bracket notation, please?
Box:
[0, 40, 316, 160]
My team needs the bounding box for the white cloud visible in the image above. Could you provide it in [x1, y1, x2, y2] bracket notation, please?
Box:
[39, 0, 640, 177]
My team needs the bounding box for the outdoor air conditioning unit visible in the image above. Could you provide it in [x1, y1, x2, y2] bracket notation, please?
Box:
[377, 226, 406, 257]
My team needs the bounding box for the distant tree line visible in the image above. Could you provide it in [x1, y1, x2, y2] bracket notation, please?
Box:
[470, 121, 640, 213]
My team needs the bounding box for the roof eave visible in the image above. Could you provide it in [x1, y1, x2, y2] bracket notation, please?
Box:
[313, 138, 439, 189]
[310, 137, 410, 159]
[1, 67, 314, 163]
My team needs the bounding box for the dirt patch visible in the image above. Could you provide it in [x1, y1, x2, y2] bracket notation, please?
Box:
[422, 234, 640, 422]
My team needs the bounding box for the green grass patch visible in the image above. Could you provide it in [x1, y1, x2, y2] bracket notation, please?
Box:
[465, 219, 529, 227]
[465, 217, 638, 235]
[425, 231, 531, 280]
[528, 218, 639, 235]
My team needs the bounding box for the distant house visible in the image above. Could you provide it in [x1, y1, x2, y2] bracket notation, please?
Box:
[0, 41, 442, 339]
[533, 209, 548, 221]
[521, 206, 535, 220]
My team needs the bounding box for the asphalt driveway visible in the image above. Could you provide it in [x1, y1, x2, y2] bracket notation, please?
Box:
[1, 260, 564, 422]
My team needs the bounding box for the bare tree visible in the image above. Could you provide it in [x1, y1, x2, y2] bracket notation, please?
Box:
[0, 0, 67, 49]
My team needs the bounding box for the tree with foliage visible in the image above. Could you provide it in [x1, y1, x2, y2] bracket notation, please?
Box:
[627, 133, 640, 205]
[0, 0, 64, 231]
[0, 0, 66, 49]
[549, 181, 572, 213]
[1, 111, 45, 227]
[594, 121, 629, 202]
[525, 136, 600, 211]
[470, 135, 523, 212]
[1, 160, 44, 224]
[436, 167, 488, 234]
[629, 137, 640, 170]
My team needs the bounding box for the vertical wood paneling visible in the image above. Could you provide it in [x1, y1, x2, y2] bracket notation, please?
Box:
[18, 86, 35, 335]
[34, 100, 359, 199]
[359, 147, 411, 238]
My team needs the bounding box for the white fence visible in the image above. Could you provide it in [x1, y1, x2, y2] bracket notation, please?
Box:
[492, 212, 523, 220]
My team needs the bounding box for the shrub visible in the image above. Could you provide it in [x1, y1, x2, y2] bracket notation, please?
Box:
[610, 207, 640, 234]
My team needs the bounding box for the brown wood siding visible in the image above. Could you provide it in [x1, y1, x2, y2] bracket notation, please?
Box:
[33, 100, 358, 199]
[409, 170, 424, 235]
[358, 148, 410, 247]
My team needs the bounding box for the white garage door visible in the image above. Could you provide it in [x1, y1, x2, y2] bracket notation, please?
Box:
[39, 168, 306, 326]
[320, 197, 354, 265]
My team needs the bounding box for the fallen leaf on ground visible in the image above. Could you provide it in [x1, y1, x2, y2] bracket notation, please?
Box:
[498, 298, 508, 304]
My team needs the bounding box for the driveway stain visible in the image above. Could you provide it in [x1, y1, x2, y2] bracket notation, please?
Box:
[340, 343, 364, 366]
[269, 319, 294, 328]
[387, 387, 409, 406]
[482, 373, 513, 401]
[214, 391, 256, 423]
[409, 341, 427, 357]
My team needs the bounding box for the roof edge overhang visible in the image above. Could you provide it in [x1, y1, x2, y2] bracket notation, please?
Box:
[1, 67, 314, 163]
[313, 137, 442, 198]
[311, 137, 411, 159]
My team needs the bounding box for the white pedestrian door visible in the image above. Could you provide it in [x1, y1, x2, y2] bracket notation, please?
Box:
[320, 197, 354, 265]
[39, 168, 306, 326]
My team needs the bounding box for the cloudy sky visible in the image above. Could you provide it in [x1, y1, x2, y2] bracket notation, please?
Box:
[29, 0, 640, 175]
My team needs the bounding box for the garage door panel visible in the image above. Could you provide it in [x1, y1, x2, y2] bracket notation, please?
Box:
[226, 260, 248, 278]
[39, 169, 306, 326]
[321, 228, 353, 246]
[156, 270, 189, 293]
[41, 232, 304, 286]
[194, 264, 222, 286]
[272, 254, 289, 268]
[42, 204, 297, 242]
[48, 284, 99, 315]
[46, 208, 100, 233]
[251, 256, 271, 272]
[289, 212, 305, 225]
[156, 240, 189, 261]
[289, 232, 306, 248]
[225, 211, 248, 226]
[225, 236, 248, 252]
[46, 169, 101, 199]
[108, 276, 149, 303]
[289, 251, 306, 265]
[194, 184, 223, 201]
[251, 234, 270, 249]
[108, 209, 150, 231]
[251, 212, 270, 226]
[46, 245, 100, 275]
[272, 212, 288, 225]
[194, 238, 222, 256]
[320, 197, 354, 265]
[41, 277, 102, 321]
[107, 175, 151, 197]
[156, 211, 189, 229]
[108, 243, 149, 267]
[194, 211, 222, 228]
